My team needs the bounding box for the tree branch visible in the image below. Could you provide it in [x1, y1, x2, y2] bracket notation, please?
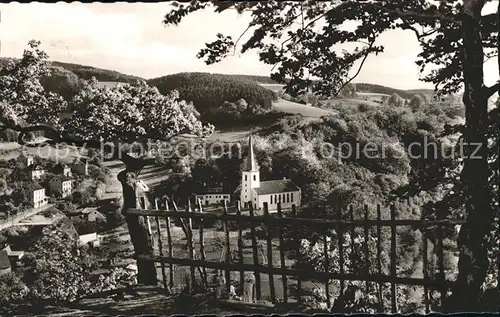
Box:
[334, 39, 376, 96]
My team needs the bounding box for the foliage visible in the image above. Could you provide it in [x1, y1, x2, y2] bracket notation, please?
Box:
[205, 98, 287, 127]
[65, 78, 214, 142]
[0, 40, 66, 128]
[40, 66, 83, 102]
[388, 93, 405, 107]
[147, 72, 278, 116]
[15, 223, 137, 305]
[51, 60, 143, 83]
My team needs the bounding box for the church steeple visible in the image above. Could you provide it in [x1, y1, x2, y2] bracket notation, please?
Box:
[243, 134, 258, 171]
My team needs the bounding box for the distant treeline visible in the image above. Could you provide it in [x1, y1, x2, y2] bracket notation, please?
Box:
[147, 72, 278, 113]
[355, 83, 435, 99]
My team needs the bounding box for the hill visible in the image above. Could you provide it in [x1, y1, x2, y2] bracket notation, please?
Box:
[147, 72, 278, 112]
[51, 61, 143, 83]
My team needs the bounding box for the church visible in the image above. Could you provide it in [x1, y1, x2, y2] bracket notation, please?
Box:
[234, 135, 301, 212]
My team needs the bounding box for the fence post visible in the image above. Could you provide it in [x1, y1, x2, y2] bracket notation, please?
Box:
[236, 201, 245, 298]
[292, 204, 302, 303]
[277, 201, 288, 303]
[337, 208, 345, 296]
[154, 198, 168, 291]
[390, 204, 397, 313]
[376, 204, 384, 312]
[249, 203, 261, 301]
[263, 202, 276, 304]
[165, 199, 174, 292]
[437, 223, 446, 305]
[223, 201, 231, 295]
[364, 205, 370, 294]
[197, 199, 207, 289]
[186, 199, 195, 293]
[422, 211, 429, 313]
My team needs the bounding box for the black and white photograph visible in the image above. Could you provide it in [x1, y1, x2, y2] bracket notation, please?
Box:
[0, 0, 499, 315]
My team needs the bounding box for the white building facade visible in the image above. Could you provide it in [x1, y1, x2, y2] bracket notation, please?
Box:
[237, 135, 301, 213]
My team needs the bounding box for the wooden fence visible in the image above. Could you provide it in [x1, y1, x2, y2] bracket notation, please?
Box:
[124, 200, 466, 313]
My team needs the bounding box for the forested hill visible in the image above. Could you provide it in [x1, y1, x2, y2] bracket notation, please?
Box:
[147, 72, 278, 112]
[50, 61, 143, 82]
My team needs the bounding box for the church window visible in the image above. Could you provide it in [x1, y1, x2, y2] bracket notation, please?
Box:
[253, 175, 256, 181]
[287, 193, 290, 203]
[291, 193, 294, 202]
[282, 193, 285, 202]
[270, 195, 273, 204]
[245, 175, 247, 181]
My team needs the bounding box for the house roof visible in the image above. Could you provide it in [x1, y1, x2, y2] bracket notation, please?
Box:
[18, 152, 32, 159]
[26, 182, 44, 192]
[196, 187, 228, 195]
[51, 175, 72, 182]
[0, 249, 11, 270]
[54, 163, 70, 169]
[254, 179, 301, 195]
[242, 134, 259, 172]
[29, 164, 44, 171]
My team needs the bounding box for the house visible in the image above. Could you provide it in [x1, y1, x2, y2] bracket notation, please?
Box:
[3, 244, 24, 269]
[195, 186, 231, 206]
[53, 162, 72, 177]
[28, 164, 45, 180]
[0, 248, 11, 276]
[49, 175, 73, 198]
[72, 158, 89, 176]
[234, 135, 301, 213]
[17, 152, 33, 167]
[80, 207, 106, 222]
[27, 182, 47, 209]
[79, 232, 101, 247]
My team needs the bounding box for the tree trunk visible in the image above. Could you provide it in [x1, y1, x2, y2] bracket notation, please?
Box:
[118, 167, 157, 286]
[445, 1, 493, 311]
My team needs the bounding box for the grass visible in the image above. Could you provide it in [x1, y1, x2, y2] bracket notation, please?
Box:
[272, 99, 336, 118]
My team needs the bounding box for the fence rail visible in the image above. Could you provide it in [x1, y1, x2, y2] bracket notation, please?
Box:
[124, 200, 465, 313]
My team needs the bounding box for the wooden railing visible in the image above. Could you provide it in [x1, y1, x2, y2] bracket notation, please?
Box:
[124, 200, 465, 313]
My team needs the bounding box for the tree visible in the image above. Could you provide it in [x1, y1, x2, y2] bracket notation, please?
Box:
[163, 0, 499, 311]
[388, 93, 404, 107]
[0, 40, 66, 128]
[409, 94, 425, 111]
[0, 41, 214, 286]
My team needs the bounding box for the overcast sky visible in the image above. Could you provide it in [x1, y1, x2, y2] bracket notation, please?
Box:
[1, 2, 498, 90]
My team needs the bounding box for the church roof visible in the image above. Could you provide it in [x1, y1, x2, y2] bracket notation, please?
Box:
[254, 179, 300, 195]
[242, 134, 259, 172]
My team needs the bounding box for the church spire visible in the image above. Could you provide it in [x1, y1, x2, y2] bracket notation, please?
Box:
[243, 133, 258, 171]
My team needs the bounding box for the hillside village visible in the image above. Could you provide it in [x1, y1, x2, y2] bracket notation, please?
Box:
[0, 1, 498, 313]
[0, 42, 474, 313]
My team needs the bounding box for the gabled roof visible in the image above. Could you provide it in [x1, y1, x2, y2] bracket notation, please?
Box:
[25, 182, 44, 192]
[51, 175, 72, 182]
[242, 134, 259, 172]
[54, 162, 70, 169]
[29, 164, 44, 171]
[254, 179, 300, 195]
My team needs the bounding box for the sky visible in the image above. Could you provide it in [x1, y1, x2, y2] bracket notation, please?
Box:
[0, 2, 498, 90]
